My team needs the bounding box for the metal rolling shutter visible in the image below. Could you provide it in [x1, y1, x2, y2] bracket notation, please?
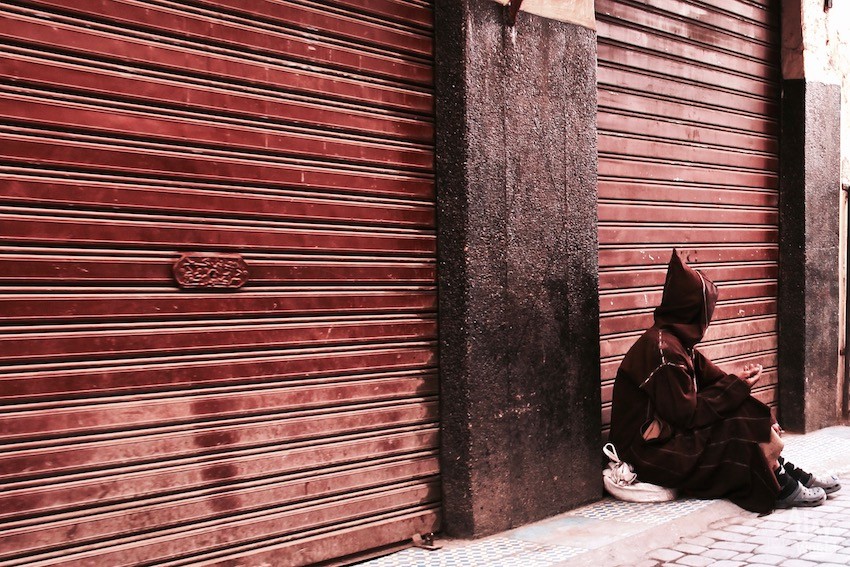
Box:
[596, 0, 780, 433]
[0, 1, 438, 565]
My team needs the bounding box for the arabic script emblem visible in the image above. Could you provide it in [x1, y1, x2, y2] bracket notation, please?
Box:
[173, 254, 249, 289]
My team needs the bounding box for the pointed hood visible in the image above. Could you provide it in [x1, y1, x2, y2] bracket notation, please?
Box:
[653, 249, 718, 347]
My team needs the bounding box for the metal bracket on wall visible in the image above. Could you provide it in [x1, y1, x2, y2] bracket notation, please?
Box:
[506, 0, 524, 26]
[411, 533, 442, 551]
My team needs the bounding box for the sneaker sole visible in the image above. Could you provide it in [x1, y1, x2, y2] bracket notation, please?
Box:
[775, 496, 826, 509]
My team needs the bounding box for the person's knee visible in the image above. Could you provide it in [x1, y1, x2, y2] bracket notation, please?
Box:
[770, 429, 785, 455]
[760, 429, 784, 468]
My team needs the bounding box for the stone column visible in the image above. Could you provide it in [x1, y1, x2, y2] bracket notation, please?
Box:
[778, 80, 842, 431]
[778, 0, 843, 431]
[435, 0, 601, 537]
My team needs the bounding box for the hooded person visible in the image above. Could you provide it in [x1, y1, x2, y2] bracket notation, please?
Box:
[609, 250, 836, 513]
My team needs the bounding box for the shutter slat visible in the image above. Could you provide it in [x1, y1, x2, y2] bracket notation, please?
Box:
[0, 427, 439, 521]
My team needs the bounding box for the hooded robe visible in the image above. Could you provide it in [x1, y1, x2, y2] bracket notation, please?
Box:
[609, 250, 779, 513]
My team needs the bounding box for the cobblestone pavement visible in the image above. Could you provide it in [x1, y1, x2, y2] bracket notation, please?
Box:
[357, 426, 850, 567]
[620, 425, 850, 567]
[637, 488, 850, 567]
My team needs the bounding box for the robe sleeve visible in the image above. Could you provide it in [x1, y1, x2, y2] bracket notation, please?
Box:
[693, 349, 734, 388]
[693, 349, 778, 426]
[640, 359, 752, 430]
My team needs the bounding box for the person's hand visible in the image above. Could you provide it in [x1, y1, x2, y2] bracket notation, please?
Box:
[772, 422, 784, 435]
[740, 363, 762, 388]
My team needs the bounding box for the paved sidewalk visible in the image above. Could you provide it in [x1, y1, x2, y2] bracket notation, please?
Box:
[357, 426, 850, 567]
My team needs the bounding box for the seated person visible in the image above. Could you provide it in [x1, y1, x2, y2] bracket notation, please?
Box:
[609, 250, 839, 512]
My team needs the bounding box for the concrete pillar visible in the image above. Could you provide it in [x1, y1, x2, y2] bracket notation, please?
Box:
[434, 0, 601, 538]
[778, 0, 844, 431]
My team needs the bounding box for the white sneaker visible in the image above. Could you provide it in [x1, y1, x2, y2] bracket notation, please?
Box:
[775, 482, 826, 509]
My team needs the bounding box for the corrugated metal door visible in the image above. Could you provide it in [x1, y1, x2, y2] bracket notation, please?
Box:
[0, 1, 438, 565]
[597, 0, 780, 434]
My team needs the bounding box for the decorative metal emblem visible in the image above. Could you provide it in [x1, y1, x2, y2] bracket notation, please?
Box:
[173, 253, 249, 289]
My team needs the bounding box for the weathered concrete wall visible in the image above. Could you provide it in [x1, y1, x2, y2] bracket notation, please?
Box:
[783, 0, 849, 183]
[796, 0, 850, 423]
[802, 0, 849, 184]
[779, 0, 846, 430]
[435, 0, 601, 538]
[779, 81, 842, 431]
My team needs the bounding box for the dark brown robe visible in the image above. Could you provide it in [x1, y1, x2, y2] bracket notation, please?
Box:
[609, 250, 779, 513]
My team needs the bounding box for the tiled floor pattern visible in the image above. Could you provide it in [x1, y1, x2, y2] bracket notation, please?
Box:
[356, 427, 850, 567]
[357, 499, 713, 566]
[781, 426, 850, 474]
[566, 496, 712, 525]
[354, 538, 585, 567]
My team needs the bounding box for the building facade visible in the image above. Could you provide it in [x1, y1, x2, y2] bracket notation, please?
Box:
[0, 0, 846, 565]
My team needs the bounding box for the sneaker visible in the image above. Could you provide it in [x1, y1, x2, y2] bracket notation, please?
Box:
[809, 475, 842, 494]
[782, 459, 842, 494]
[775, 482, 827, 509]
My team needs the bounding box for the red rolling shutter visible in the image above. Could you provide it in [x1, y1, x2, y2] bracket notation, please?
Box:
[0, 1, 438, 565]
[596, 0, 781, 433]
